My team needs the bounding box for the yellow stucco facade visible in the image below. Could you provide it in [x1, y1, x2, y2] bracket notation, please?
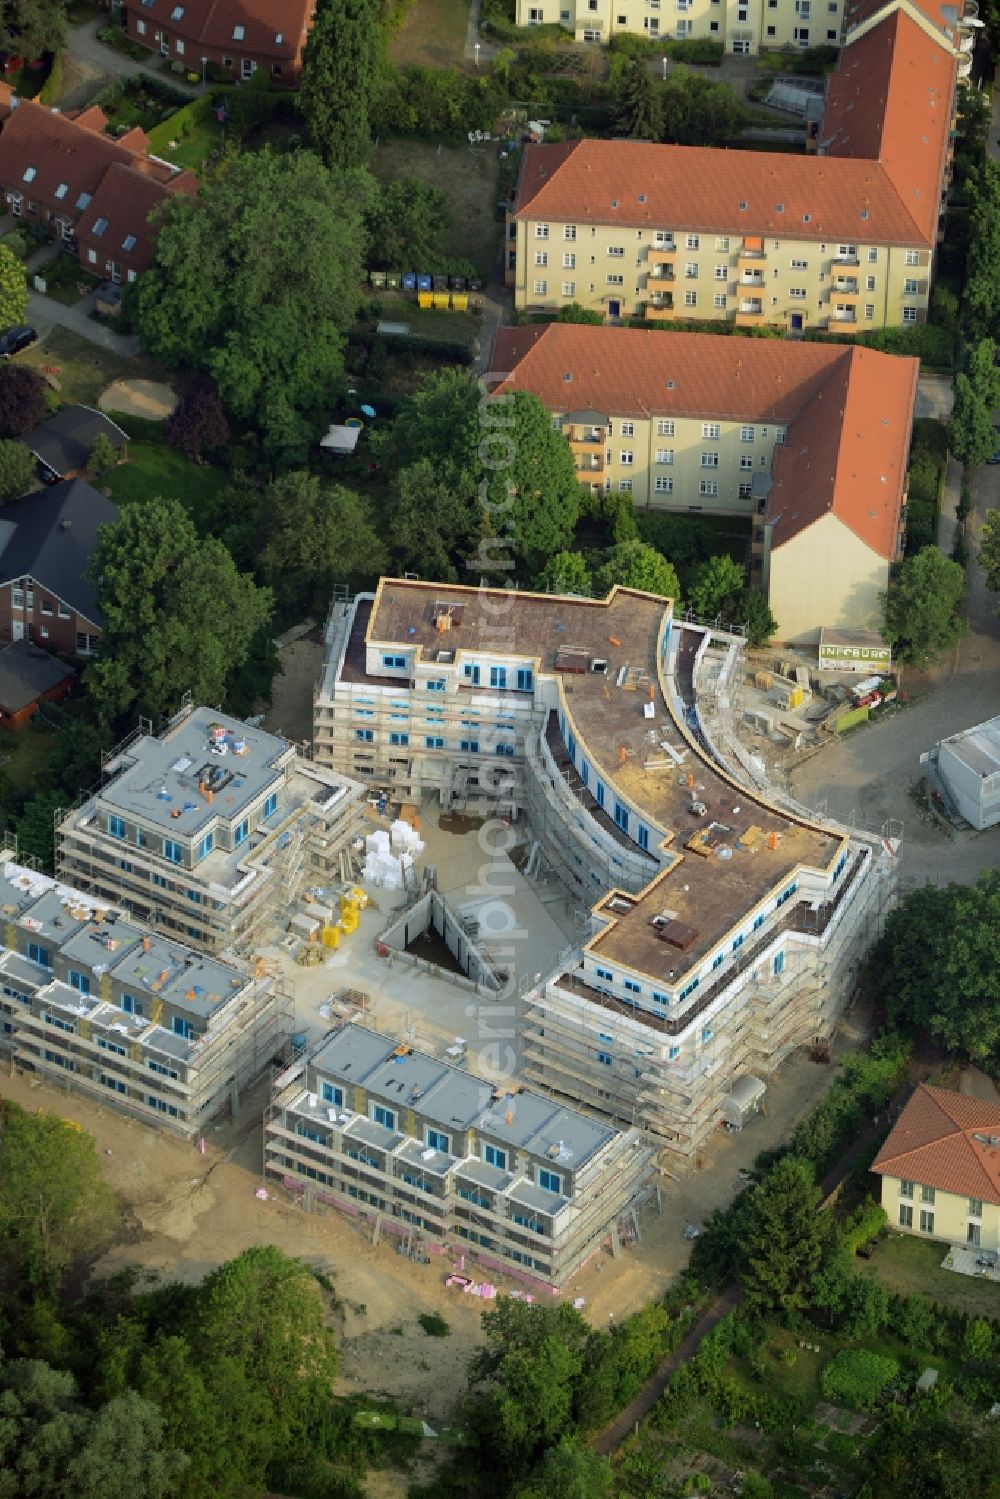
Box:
[515, 0, 840, 50]
[763, 512, 890, 645]
[880, 1173, 1000, 1253]
[509, 218, 932, 332]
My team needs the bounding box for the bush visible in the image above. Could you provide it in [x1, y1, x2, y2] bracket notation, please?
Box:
[164, 382, 230, 459]
[667, 37, 724, 63]
[841, 1201, 888, 1257]
[821, 1348, 898, 1410]
[804, 323, 955, 368]
[417, 1311, 450, 1337]
[0, 365, 47, 439]
[38, 52, 63, 106]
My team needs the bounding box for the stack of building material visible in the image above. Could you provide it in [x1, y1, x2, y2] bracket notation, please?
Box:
[361, 821, 425, 889]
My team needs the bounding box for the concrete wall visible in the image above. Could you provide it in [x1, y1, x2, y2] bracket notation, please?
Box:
[766, 512, 889, 645]
[378, 889, 506, 993]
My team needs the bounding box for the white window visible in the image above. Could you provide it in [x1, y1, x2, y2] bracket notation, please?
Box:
[899, 1203, 913, 1228]
[535, 224, 549, 239]
[699, 479, 718, 496]
[533, 279, 548, 295]
[864, 303, 875, 320]
[837, 244, 857, 259]
[904, 249, 919, 266]
[866, 275, 876, 291]
[136, 17, 146, 31]
[740, 425, 754, 442]
[775, 427, 786, 445]
[686, 233, 700, 249]
[919, 1209, 934, 1234]
[684, 262, 698, 278]
[87, 248, 97, 265]
[175, 37, 184, 52]
[795, 25, 809, 38]
[620, 421, 634, 436]
[607, 274, 624, 286]
[655, 449, 674, 464]
[535, 251, 548, 266]
[233, 21, 245, 37]
[563, 252, 576, 269]
[618, 479, 633, 492]
[656, 419, 675, 436]
[702, 422, 720, 439]
[684, 290, 697, 307]
[654, 476, 673, 493]
[903, 278, 918, 295]
[620, 450, 634, 465]
[564, 224, 576, 240]
[902, 306, 917, 324]
[789, 287, 806, 299]
[654, 232, 673, 248]
[713, 292, 726, 308]
[740, 454, 753, 470]
[790, 258, 807, 270]
[561, 281, 575, 297]
[716, 236, 729, 251]
[739, 481, 752, 499]
[608, 245, 625, 258]
[867, 247, 878, 263]
[701, 452, 719, 468]
[714, 264, 728, 280]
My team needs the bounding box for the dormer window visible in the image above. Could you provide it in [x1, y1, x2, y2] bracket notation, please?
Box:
[92, 217, 109, 237]
[233, 23, 245, 37]
[22, 167, 36, 183]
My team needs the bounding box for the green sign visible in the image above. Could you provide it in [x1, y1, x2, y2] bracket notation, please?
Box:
[819, 643, 891, 664]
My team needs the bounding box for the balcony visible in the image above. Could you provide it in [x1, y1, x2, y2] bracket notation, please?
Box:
[831, 308, 857, 323]
[648, 241, 676, 260]
[832, 252, 859, 267]
[735, 302, 764, 326]
[737, 248, 766, 269]
[645, 302, 675, 321]
[833, 278, 858, 295]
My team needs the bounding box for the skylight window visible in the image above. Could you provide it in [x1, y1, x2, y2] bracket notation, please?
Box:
[171, 3, 183, 16]
[22, 167, 36, 183]
[275, 30, 284, 41]
[76, 191, 92, 210]
[233, 23, 245, 38]
[122, 234, 137, 251]
[54, 182, 68, 199]
[92, 217, 109, 237]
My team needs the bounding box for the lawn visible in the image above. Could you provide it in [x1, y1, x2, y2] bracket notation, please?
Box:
[147, 111, 226, 175]
[19, 328, 165, 409]
[389, 0, 471, 70]
[856, 1233, 1000, 1318]
[371, 294, 479, 346]
[369, 138, 501, 281]
[104, 434, 228, 519]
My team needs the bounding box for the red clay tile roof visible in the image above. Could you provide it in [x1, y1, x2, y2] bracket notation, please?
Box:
[845, 0, 960, 42]
[872, 1083, 1000, 1206]
[766, 343, 918, 559]
[0, 82, 13, 122]
[821, 9, 958, 245]
[76, 162, 193, 272]
[72, 105, 109, 134]
[139, 0, 312, 59]
[512, 9, 955, 249]
[490, 324, 916, 561]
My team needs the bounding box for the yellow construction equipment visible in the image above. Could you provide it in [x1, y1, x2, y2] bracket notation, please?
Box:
[321, 923, 341, 949]
[339, 903, 359, 935]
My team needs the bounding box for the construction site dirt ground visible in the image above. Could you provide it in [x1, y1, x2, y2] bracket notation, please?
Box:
[0, 1015, 863, 1423]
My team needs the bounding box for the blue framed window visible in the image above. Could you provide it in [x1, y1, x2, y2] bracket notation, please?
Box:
[153, 872, 170, 889]
[163, 839, 181, 864]
[426, 679, 446, 692]
[732, 933, 744, 952]
[834, 854, 847, 879]
[712, 952, 724, 969]
[355, 729, 374, 743]
[495, 743, 514, 757]
[172, 1016, 193, 1039]
[581, 760, 589, 787]
[233, 819, 249, 846]
[776, 883, 798, 907]
[516, 667, 533, 692]
[702, 1025, 713, 1043]
[595, 966, 613, 981]
[613, 801, 629, 833]
[483, 1143, 507, 1169]
[490, 666, 507, 689]
[97, 1036, 126, 1056]
[680, 977, 700, 1001]
[68, 970, 90, 994]
[459, 739, 480, 754]
[121, 994, 142, 1016]
[463, 663, 481, 685]
[598, 1031, 613, 1043]
[753, 914, 765, 930]
[186, 889, 201, 904]
[27, 942, 51, 969]
[773, 950, 785, 976]
[108, 814, 125, 839]
[320, 1082, 343, 1106]
[651, 990, 668, 1005]
[372, 1103, 396, 1130]
[538, 1167, 561, 1193]
[669, 1045, 681, 1060]
[148, 1095, 179, 1117]
[425, 736, 445, 749]
[148, 1058, 178, 1078]
[100, 1073, 127, 1094]
[597, 1051, 612, 1066]
[427, 1127, 449, 1152]
[296, 1123, 328, 1144]
[624, 979, 641, 995]
[263, 792, 278, 819]
[637, 825, 649, 851]
[354, 709, 374, 718]
[135, 829, 147, 848]
[596, 783, 606, 808]
[388, 731, 409, 746]
[382, 654, 406, 669]
[43, 1049, 74, 1069]
[198, 832, 214, 859]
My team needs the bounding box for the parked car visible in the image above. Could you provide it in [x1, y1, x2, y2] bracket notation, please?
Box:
[0, 325, 37, 358]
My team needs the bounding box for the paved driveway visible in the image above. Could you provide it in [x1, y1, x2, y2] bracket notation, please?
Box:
[28, 291, 141, 357]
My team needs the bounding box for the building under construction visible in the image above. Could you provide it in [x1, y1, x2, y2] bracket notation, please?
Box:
[314, 579, 899, 1166]
[55, 704, 368, 956]
[0, 855, 291, 1138]
[264, 1020, 657, 1289]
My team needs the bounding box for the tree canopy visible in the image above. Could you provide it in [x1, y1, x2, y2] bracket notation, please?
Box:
[594, 540, 681, 600]
[299, 0, 380, 169]
[660, 68, 749, 147]
[882, 545, 967, 666]
[0, 363, 46, 439]
[868, 871, 1000, 1070]
[0, 438, 36, 503]
[742, 1156, 835, 1314]
[980, 506, 1000, 593]
[614, 58, 663, 140]
[536, 550, 593, 596]
[135, 151, 369, 459]
[0, 242, 28, 331]
[259, 469, 386, 612]
[687, 553, 745, 619]
[85, 495, 272, 725]
[950, 370, 997, 467]
[365, 178, 451, 271]
[0, 0, 66, 57]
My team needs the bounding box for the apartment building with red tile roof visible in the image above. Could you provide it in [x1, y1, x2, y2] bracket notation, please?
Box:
[872, 1084, 1000, 1251]
[490, 322, 917, 642]
[506, 4, 958, 332]
[123, 0, 314, 85]
[0, 85, 195, 283]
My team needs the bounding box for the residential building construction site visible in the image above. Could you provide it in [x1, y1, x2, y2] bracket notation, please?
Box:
[2, 580, 901, 1291]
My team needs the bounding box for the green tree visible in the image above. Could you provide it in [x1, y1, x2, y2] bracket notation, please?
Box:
[869, 871, 1000, 1070]
[261, 470, 385, 608]
[963, 159, 1000, 339]
[615, 59, 663, 140]
[736, 587, 778, 647]
[88, 432, 120, 482]
[365, 178, 450, 271]
[14, 790, 66, 873]
[0, 438, 36, 502]
[0, 242, 28, 330]
[660, 67, 748, 147]
[0, 363, 47, 438]
[0, 1103, 120, 1292]
[85, 495, 272, 724]
[299, 0, 380, 169]
[595, 540, 681, 600]
[536, 550, 593, 595]
[962, 338, 1000, 408]
[388, 457, 486, 580]
[515, 1439, 614, 1499]
[882, 545, 967, 666]
[0, 0, 66, 57]
[821, 1347, 898, 1411]
[742, 1156, 834, 1314]
[980, 506, 1000, 591]
[964, 1317, 994, 1362]
[950, 371, 997, 467]
[555, 303, 605, 325]
[687, 553, 745, 619]
[135, 151, 369, 457]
